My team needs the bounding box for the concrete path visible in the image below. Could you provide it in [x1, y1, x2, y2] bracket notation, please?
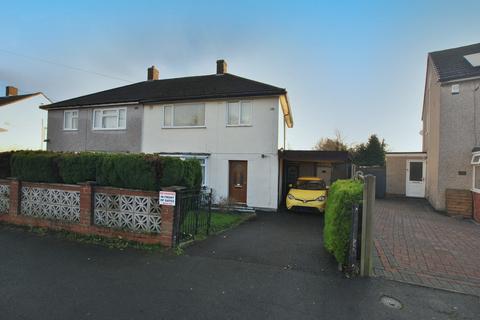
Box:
[0, 211, 479, 319]
[374, 198, 480, 296]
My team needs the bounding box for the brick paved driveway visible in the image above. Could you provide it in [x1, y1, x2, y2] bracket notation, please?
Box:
[374, 198, 480, 296]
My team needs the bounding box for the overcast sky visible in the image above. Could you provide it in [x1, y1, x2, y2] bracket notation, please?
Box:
[1, 0, 480, 151]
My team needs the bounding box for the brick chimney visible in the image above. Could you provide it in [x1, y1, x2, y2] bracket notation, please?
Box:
[6, 86, 18, 96]
[216, 59, 227, 75]
[147, 66, 159, 81]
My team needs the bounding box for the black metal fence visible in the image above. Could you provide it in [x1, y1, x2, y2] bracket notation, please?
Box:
[173, 188, 212, 246]
[346, 203, 363, 276]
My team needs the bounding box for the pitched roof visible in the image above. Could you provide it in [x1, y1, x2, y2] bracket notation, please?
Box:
[429, 43, 480, 82]
[0, 93, 40, 107]
[42, 73, 287, 109]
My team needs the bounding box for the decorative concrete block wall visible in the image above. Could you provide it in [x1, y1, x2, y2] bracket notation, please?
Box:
[0, 179, 175, 247]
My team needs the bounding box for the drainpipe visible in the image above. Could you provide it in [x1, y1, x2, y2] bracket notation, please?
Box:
[475, 84, 479, 146]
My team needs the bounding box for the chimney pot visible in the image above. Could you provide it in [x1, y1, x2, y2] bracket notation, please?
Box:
[147, 66, 159, 81]
[6, 86, 18, 97]
[216, 59, 227, 75]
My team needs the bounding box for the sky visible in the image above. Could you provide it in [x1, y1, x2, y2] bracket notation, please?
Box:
[1, 0, 480, 151]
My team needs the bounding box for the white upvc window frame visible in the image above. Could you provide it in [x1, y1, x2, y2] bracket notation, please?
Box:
[162, 103, 206, 128]
[92, 107, 127, 130]
[471, 151, 480, 192]
[226, 100, 253, 126]
[63, 110, 79, 131]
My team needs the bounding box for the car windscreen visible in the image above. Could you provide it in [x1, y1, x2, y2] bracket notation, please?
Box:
[296, 180, 326, 190]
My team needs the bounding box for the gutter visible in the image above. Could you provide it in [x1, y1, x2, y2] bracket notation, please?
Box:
[40, 101, 140, 110]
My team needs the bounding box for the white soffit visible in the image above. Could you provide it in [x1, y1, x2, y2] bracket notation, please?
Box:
[464, 53, 480, 67]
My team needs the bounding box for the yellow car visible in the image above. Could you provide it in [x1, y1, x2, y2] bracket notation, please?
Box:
[286, 177, 328, 212]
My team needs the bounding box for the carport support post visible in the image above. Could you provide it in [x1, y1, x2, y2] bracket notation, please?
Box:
[360, 175, 375, 277]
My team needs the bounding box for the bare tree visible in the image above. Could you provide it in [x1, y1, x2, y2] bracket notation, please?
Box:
[313, 129, 348, 151]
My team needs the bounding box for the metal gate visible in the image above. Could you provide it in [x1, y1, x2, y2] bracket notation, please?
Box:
[173, 189, 212, 246]
[346, 174, 376, 277]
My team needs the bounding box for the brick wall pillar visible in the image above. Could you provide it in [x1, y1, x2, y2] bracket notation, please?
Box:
[160, 205, 175, 247]
[79, 182, 95, 227]
[8, 178, 21, 215]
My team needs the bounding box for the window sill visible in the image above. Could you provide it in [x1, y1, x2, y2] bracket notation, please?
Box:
[162, 126, 207, 129]
[63, 129, 79, 131]
[226, 124, 252, 127]
[92, 128, 127, 131]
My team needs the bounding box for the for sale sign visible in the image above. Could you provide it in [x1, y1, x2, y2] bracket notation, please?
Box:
[159, 191, 176, 206]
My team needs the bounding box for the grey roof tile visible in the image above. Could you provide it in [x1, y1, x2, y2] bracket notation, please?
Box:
[429, 43, 480, 82]
[42, 73, 287, 109]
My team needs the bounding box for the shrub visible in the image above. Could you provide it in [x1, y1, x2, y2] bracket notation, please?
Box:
[7, 151, 202, 191]
[10, 151, 61, 183]
[0, 151, 13, 178]
[323, 179, 363, 265]
[159, 157, 185, 187]
[58, 153, 100, 184]
[181, 159, 203, 189]
[96, 153, 157, 190]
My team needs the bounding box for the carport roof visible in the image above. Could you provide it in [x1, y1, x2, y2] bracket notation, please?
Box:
[278, 150, 351, 162]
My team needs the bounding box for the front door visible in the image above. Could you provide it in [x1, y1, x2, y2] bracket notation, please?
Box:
[406, 160, 426, 197]
[229, 161, 248, 204]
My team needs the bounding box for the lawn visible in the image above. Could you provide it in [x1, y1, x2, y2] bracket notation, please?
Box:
[179, 210, 252, 243]
[209, 212, 247, 233]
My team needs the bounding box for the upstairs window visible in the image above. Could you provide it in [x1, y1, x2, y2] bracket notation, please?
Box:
[93, 108, 126, 130]
[227, 101, 252, 126]
[63, 110, 78, 130]
[163, 104, 205, 127]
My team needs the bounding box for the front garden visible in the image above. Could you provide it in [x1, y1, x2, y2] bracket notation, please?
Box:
[0, 150, 252, 250]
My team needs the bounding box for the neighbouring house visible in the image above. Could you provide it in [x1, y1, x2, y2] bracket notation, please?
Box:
[386, 152, 427, 198]
[387, 43, 480, 217]
[422, 43, 480, 214]
[0, 86, 50, 151]
[41, 60, 293, 210]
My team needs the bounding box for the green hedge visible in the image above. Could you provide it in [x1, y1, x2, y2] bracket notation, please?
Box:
[58, 153, 100, 184]
[96, 153, 158, 190]
[0, 152, 13, 178]
[180, 159, 203, 189]
[6, 151, 202, 191]
[11, 151, 61, 183]
[323, 179, 363, 265]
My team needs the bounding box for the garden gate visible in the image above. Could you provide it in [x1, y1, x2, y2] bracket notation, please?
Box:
[173, 188, 212, 246]
[347, 173, 376, 277]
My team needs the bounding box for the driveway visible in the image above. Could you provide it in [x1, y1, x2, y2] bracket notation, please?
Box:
[0, 211, 479, 319]
[374, 198, 480, 296]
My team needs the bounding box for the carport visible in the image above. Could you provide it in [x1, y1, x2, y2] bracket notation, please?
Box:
[278, 150, 352, 205]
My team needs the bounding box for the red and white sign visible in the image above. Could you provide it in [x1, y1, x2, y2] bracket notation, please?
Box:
[159, 191, 176, 206]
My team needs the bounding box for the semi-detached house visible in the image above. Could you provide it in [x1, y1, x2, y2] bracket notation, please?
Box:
[42, 60, 293, 210]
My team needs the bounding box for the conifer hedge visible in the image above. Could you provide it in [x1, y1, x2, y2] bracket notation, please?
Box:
[323, 179, 363, 265]
[6, 151, 202, 191]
